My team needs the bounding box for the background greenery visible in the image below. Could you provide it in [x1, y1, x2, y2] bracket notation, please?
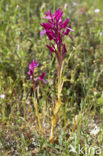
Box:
[0, 0, 103, 155]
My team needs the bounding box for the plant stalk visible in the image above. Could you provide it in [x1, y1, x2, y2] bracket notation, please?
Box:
[33, 81, 43, 136]
[49, 63, 62, 143]
[33, 96, 43, 136]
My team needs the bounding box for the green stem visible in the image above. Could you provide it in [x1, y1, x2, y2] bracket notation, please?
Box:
[33, 82, 43, 136]
[33, 96, 43, 136]
[49, 69, 62, 143]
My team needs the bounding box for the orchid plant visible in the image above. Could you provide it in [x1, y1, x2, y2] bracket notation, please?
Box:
[40, 8, 73, 142]
[28, 60, 47, 135]
[28, 8, 73, 143]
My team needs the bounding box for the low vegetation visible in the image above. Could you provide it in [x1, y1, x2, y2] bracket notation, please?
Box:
[0, 0, 103, 155]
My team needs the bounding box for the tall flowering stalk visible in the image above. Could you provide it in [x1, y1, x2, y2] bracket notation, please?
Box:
[41, 8, 73, 142]
[28, 60, 47, 135]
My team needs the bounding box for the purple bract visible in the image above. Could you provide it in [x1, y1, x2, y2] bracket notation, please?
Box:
[35, 72, 48, 84]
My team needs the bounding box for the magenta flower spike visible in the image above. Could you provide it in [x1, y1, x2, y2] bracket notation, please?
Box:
[40, 8, 73, 64]
[28, 60, 47, 85]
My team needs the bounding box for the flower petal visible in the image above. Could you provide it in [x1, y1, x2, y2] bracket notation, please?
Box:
[46, 45, 55, 52]
[62, 44, 67, 54]
[46, 31, 54, 40]
[45, 10, 51, 16]
[43, 79, 48, 84]
[62, 18, 69, 28]
[35, 72, 47, 84]
[39, 72, 46, 80]
[65, 25, 73, 35]
[68, 27, 74, 32]
[44, 15, 52, 20]
[41, 23, 51, 29]
[53, 8, 63, 21]
[28, 60, 39, 80]
[40, 30, 46, 36]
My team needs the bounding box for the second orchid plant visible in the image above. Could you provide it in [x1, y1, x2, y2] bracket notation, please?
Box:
[28, 60, 47, 135]
[28, 8, 73, 142]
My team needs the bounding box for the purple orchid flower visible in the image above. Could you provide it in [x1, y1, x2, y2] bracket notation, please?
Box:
[28, 60, 47, 84]
[40, 8, 73, 64]
[40, 8, 73, 77]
